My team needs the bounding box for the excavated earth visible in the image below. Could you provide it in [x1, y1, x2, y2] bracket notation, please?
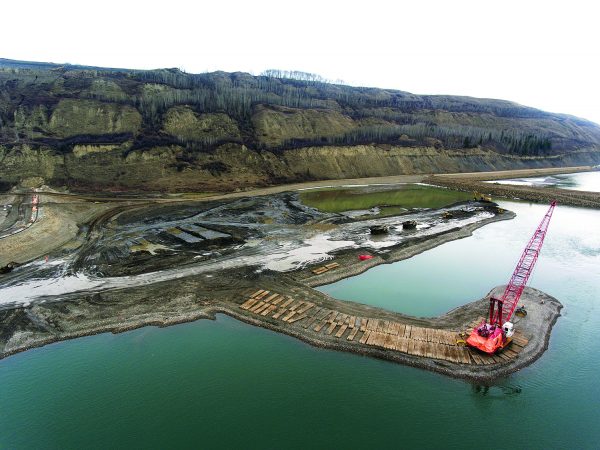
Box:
[0, 181, 565, 381]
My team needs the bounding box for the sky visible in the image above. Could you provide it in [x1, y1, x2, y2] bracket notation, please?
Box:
[2, 0, 599, 124]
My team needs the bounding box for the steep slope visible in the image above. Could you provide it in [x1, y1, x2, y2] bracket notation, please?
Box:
[1, 58, 599, 192]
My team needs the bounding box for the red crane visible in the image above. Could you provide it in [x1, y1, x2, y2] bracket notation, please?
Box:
[467, 201, 557, 354]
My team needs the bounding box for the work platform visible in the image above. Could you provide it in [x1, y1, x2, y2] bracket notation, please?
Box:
[240, 289, 529, 365]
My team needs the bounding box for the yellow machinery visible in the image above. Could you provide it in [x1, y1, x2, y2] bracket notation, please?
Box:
[473, 191, 492, 202]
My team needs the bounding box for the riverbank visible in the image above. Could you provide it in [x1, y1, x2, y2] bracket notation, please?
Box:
[428, 166, 600, 208]
[2, 165, 595, 267]
[0, 205, 562, 382]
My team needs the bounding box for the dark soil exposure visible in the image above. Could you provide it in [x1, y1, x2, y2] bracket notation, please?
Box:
[0, 181, 564, 381]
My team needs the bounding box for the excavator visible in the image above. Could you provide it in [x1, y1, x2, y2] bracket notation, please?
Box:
[473, 191, 492, 202]
[467, 201, 556, 354]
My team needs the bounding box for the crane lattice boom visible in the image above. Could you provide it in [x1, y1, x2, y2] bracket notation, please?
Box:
[497, 201, 556, 324]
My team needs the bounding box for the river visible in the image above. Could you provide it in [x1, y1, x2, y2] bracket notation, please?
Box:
[1, 173, 599, 449]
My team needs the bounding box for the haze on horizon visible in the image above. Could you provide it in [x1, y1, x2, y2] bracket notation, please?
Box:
[2, 0, 599, 124]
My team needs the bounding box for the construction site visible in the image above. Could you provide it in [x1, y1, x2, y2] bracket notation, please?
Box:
[0, 174, 567, 381]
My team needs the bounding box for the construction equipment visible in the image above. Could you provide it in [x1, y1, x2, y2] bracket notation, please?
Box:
[467, 201, 557, 354]
[474, 191, 492, 202]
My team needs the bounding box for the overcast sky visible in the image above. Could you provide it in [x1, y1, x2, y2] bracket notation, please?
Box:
[2, 0, 599, 124]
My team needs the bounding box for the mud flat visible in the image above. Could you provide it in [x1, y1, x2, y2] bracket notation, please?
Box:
[0, 267, 561, 382]
[0, 180, 567, 381]
[0, 203, 562, 381]
[428, 166, 600, 209]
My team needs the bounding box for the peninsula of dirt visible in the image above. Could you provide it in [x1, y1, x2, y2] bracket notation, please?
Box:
[0, 179, 565, 381]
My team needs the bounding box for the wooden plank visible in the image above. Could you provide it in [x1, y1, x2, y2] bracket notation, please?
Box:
[479, 354, 495, 365]
[336, 313, 348, 324]
[410, 327, 420, 340]
[435, 343, 450, 360]
[495, 351, 512, 362]
[314, 317, 330, 333]
[304, 315, 320, 329]
[383, 334, 396, 350]
[442, 331, 458, 346]
[288, 314, 307, 324]
[288, 301, 303, 311]
[396, 323, 406, 337]
[349, 316, 357, 329]
[261, 304, 278, 316]
[512, 336, 529, 347]
[427, 328, 437, 343]
[422, 341, 432, 358]
[307, 306, 322, 318]
[359, 330, 371, 345]
[325, 310, 338, 322]
[490, 354, 504, 364]
[503, 348, 519, 359]
[436, 330, 448, 345]
[392, 336, 403, 352]
[271, 295, 285, 306]
[324, 262, 339, 269]
[249, 289, 265, 298]
[446, 346, 461, 364]
[255, 290, 270, 300]
[335, 324, 349, 338]
[254, 302, 271, 315]
[240, 298, 259, 310]
[429, 343, 446, 360]
[376, 321, 387, 333]
[384, 321, 395, 334]
[470, 351, 485, 365]
[406, 340, 420, 356]
[302, 306, 321, 325]
[373, 332, 386, 346]
[366, 319, 378, 331]
[263, 293, 279, 303]
[416, 341, 428, 357]
[428, 329, 439, 343]
[312, 267, 328, 275]
[347, 327, 360, 341]
[404, 325, 413, 338]
[387, 322, 397, 335]
[457, 348, 471, 364]
[250, 301, 266, 313]
[411, 327, 425, 341]
[326, 322, 338, 335]
[366, 331, 378, 346]
[359, 318, 367, 332]
[296, 302, 314, 315]
[396, 336, 409, 353]
[272, 307, 287, 320]
[282, 311, 297, 322]
[280, 298, 294, 309]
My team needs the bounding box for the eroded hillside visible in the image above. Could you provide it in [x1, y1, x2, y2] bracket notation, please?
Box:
[1, 58, 599, 192]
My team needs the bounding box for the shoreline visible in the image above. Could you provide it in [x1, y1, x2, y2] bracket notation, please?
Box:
[1, 165, 595, 267]
[0, 209, 562, 382]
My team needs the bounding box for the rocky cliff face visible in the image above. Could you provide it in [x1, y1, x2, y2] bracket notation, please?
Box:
[1, 58, 599, 192]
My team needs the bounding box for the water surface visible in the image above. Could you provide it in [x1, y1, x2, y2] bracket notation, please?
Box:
[487, 170, 600, 192]
[1, 180, 600, 448]
[300, 184, 472, 213]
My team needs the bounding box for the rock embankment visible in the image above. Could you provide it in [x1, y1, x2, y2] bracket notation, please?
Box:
[428, 168, 600, 209]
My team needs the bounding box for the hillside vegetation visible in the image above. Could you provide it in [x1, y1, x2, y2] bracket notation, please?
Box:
[1, 58, 599, 192]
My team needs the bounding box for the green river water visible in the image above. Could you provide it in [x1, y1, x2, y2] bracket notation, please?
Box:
[1, 174, 600, 449]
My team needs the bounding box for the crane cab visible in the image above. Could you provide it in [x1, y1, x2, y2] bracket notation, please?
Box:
[502, 322, 515, 338]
